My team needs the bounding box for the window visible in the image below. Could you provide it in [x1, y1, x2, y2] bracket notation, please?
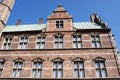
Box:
[73, 34, 82, 48]
[3, 37, 12, 49]
[19, 35, 28, 49]
[73, 58, 85, 78]
[53, 58, 63, 78]
[91, 33, 101, 48]
[36, 36, 46, 49]
[12, 59, 23, 78]
[0, 59, 5, 77]
[54, 34, 63, 48]
[0, 0, 4, 2]
[56, 20, 64, 28]
[32, 58, 43, 78]
[94, 57, 107, 78]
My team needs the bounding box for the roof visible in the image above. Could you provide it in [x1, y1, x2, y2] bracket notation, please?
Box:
[3, 22, 104, 32]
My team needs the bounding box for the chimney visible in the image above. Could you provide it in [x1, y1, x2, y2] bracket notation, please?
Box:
[16, 19, 21, 25]
[39, 18, 43, 24]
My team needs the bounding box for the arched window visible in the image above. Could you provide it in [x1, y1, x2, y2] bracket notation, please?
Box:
[91, 32, 101, 48]
[54, 33, 64, 48]
[52, 58, 64, 78]
[36, 34, 46, 49]
[72, 33, 82, 48]
[93, 57, 107, 78]
[32, 58, 43, 78]
[19, 34, 29, 49]
[0, 59, 5, 77]
[12, 58, 24, 78]
[2, 35, 13, 49]
[72, 57, 85, 78]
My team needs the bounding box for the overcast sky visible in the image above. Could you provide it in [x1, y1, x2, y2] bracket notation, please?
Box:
[6, 0, 120, 52]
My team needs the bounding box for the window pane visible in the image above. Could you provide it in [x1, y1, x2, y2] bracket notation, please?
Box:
[80, 69, 85, 78]
[97, 42, 101, 48]
[53, 62, 57, 69]
[32, 69, 36, 78]
[19, 62, 23, 69]
[37, 43, 40, 49]
[41, 42, 45, 49]
[0, 70, 2, 77]
[78, 36, 82, 41]
[14, 62, 18, 68]
[12, 69, 16, 77]
[96, 69, 101, 77]
[58, 69, 63, 78]
[53, 69, 57, 78]
[59, 42, 63, 48]
[24, 43, 27, 49]
[74, 69, 79, 78]
[17, 69, 21, 77]
[37, 37, 41, 42]
[73, 36, 77, 41]
[74, 62, 78, 69]
[79, 62, 84, 68]
[34, 62, 37, 69]
[91, 36, 95, 41]
[59, 37, 63, 42]
[58, 62, 63, 68]
[78, 42, 82, 48]
[95, 62, 100, 68]
[60, 24, 63, 28]
[96, 36, 100, 41]
[38, 62, 42, 69]
[102, 69, 107, 78]
[55, 37, 58, 42]
[73, 42, 77, 48]
[38, 69, 42, 78]
[42, 37, 45, 42]
[92, 42, 96, 48]
[55, 43, 58, 48]
[100, 61, 105, 68]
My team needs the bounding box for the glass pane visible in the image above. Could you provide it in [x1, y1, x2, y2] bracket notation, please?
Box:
[19, 62, 23, 69]
[91, 36, 95, 41]
[60, 21, 63, 23]
[34, 62, 37, 69]
[100, 61, 105, 68]
[60, 24, 63, 28]
[55, 37, 58, 42]
[74, 69, 79, 78]
[78, 42, 82, 48]
[12, 69, 16, 77]
[38, 69, 42, 78]
[32, 69, 36, 78]
[20, 38, 24, 42]
[59, 42, 63, 48]
[74, 62, 78, 69]
[96, 36, 100, 41]
[79, 62, 84, 68]
[41, 43, 45, 49]
[5, 38, 8, 42]
[96, 69, 101, 77]
[58, 62, 63, 68]
[37, 37, 41, 42]
[14, 62, 18, 68]
[73, 36, 77, 41]
[53, 62, 57, 69]
[56, 24, 59, 28]
[17, 69, 21, 77]
[73, 42, 77, 48]
[78, 36, 82, 41]
[24, 43, 27, 49]
[0, 62, 4, 68]
[53, 69, 57, 78]
[59, 37, 63, 42]
[55, 43, 58, 48]
[42, 37, 45, 42]
[24, 37, 28, 42]
[95, 62, 100, 68]
[19, 43, 23, 49]
[37, 43, 40, 49]
[58, 69, 63, 78]
[97, 42, 101, 48]
[8, 43, 11, 49]
[80, 69, 85, 78]
[102, 69, 107, 78]
[38, 62, 42, 69]
[92, 42, 96, 48]
[0, 70, 2, 77]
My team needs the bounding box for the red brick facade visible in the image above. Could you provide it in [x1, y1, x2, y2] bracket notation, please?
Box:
[0, 0, 120, 80]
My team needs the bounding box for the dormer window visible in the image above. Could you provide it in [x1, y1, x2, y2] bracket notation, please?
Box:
[56, 20, 64, 28]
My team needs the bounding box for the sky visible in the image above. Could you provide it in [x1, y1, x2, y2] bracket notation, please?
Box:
[6, 0, 120, 52]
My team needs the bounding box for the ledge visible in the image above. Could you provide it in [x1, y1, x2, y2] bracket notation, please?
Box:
[0, 47, 114, 51]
